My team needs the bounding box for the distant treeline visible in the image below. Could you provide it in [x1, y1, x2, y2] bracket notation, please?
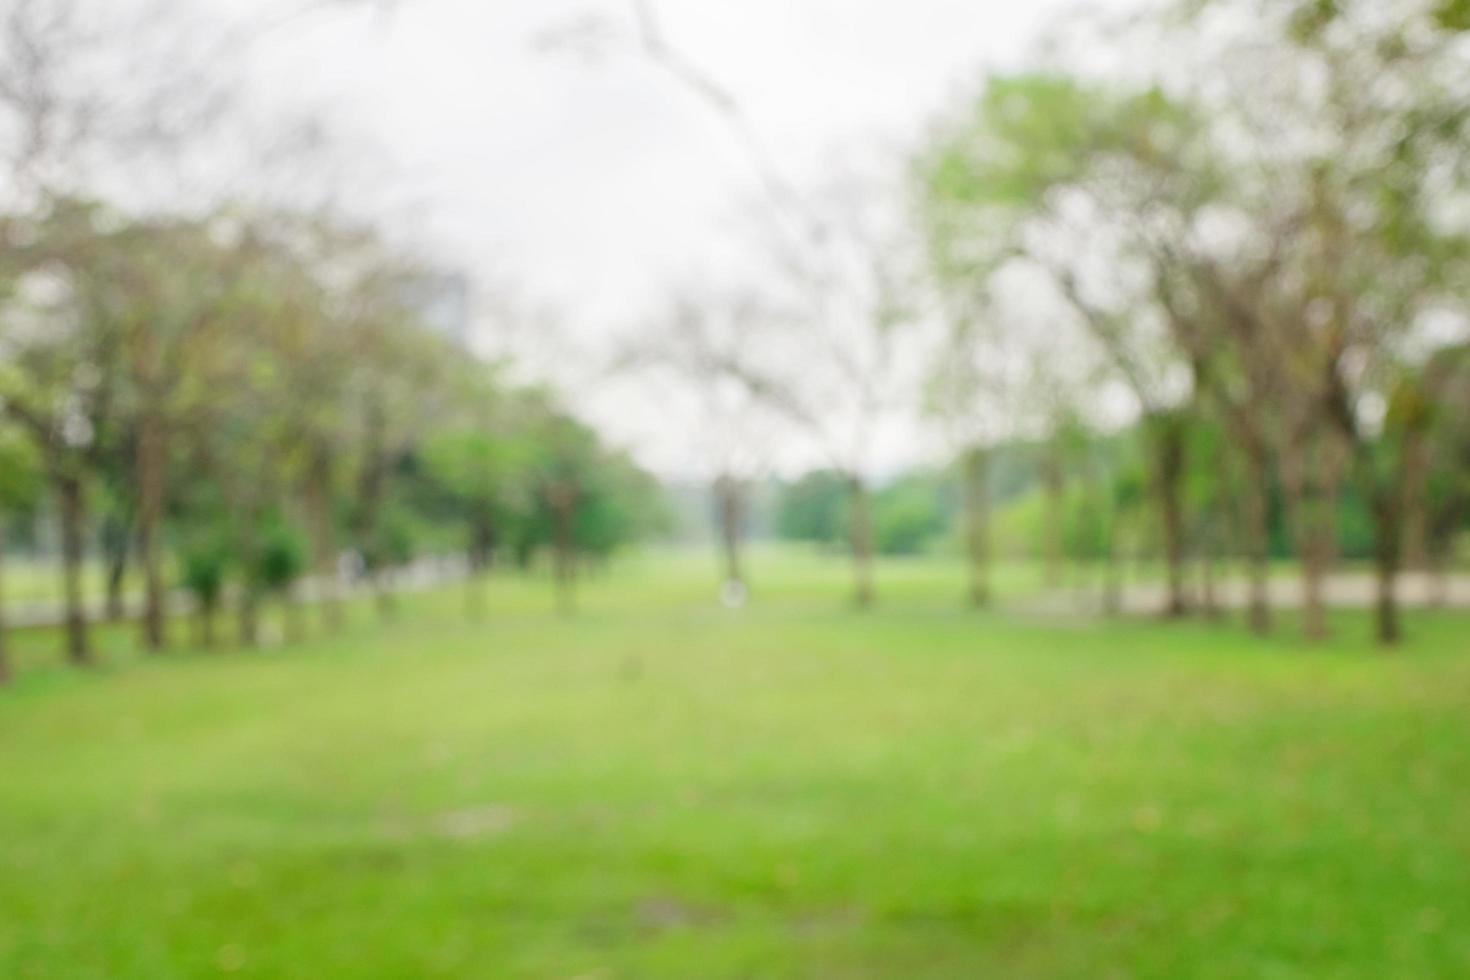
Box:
[769, 427, 1425, 565]
[0, 202, 667, 681]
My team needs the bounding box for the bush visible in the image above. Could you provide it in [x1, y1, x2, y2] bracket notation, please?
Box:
[774, 470, 849, 545]
[255, 519, 308, 595]
[180, 537, 230, 609]
[873, 482, 947, 556]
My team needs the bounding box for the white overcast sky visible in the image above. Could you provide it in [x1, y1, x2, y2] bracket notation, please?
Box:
[224, 0, 1132, 477]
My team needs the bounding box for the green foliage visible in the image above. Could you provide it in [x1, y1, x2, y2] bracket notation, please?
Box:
[872, 475, 952, 556]
[179, 535, 230, 609]
[422, 402, 674, 569]
[921, 72, 1210, 229]
[1437, 0, 1470, 29]
[575, 453, 670, 559]
[506, 416, 667, 564]
[369, 506, 419, 573]
[254, 518, 308, 595]
[775, 469, 954, 558]
[1334, 483, 1378, 559]
[0, 426, 41, 513]
[774, 471, 850, 545]
[925, 74, 1100, 211]
[991, 482, 1109, 561]
[1287, 0, 1341, 42]
[420, 427, 512, 510]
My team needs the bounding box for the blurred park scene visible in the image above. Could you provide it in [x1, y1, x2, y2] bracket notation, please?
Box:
[2, 0, 1470, 976]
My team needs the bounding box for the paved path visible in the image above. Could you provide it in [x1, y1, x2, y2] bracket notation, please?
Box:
[12, 561, 1464, 628]
[1025, 570, 1470, 618]
[2, 556, 470, 631]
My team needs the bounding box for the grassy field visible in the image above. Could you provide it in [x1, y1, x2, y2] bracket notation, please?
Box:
[2, 549, 1469, 978]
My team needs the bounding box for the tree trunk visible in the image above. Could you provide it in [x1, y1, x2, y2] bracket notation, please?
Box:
[1318, 371, 1412, 648]
[374, 571, 397, 621]
[196, 599, 216, 651]
[1322, 437, 1344, 573]
[1043, 440, 1064, 588]
[1338, 419, 1409, 648]
[1300, 540, 1328, 642]
[137, 406, 167, 652]
[1370, 490, 1402, 647]
[1198, 440, 1231, 621]
[1080, 454, 1112, 613]
[1281, 433, 1328, 642]
[56, 473, 91, 666]
[1242, 442, 1272, 635]
[236, 505, 260, 648]
[101, 514, 128, 622]
[1150, 416, 1188, 618]
[306, 447, 342, 634]
[848, 473, 874, 610]
[282, 591, 304, 644]
[1159, 486, 1187, 618]
[548, 482, 577, 617]
[1199, 517, 1221, 621]
[962, 446, 990, 608]
[237, 587, 259, 647]
[465, 515, 493, 620]
[465, 565, 486, 620]
[352, 407, 391, 623]
[715, 474, 745, 595]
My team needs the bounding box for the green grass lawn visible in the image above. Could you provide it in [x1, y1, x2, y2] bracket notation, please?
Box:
[3, 548, 1469, 978]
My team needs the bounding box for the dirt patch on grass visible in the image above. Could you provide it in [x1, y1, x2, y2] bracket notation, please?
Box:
[436, 804, 517, 839]
[634, 895, 729, 934]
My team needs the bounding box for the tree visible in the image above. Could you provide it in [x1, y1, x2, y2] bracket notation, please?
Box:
[1418, 346, 1470, 603]
[254, 514, 309, 642]
[419, 370, 516, 619]
[1193, 0, 1470, 643]
[524, 408, 601, 617]
[274, 217, 400, 633]
[915, 200, 1019, 606]
[338, 260, 460, 621]
[178, 523, 229, 650]
[173, 220, 319, 647]
[0, 200, 133, 664]
[918, 74, 1208, 616]
[614, 286, 785, 603]
[871, 474, 950, 557]
[739, 167, 926, 609]
[102, 216, 245, 651]
[774, 471, 849, 547]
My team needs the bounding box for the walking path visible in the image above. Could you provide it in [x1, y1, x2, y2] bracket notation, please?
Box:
[11, 561, 1466, 629]
[2, 556, 470, 631]
[1026, 570, 1470, 618]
